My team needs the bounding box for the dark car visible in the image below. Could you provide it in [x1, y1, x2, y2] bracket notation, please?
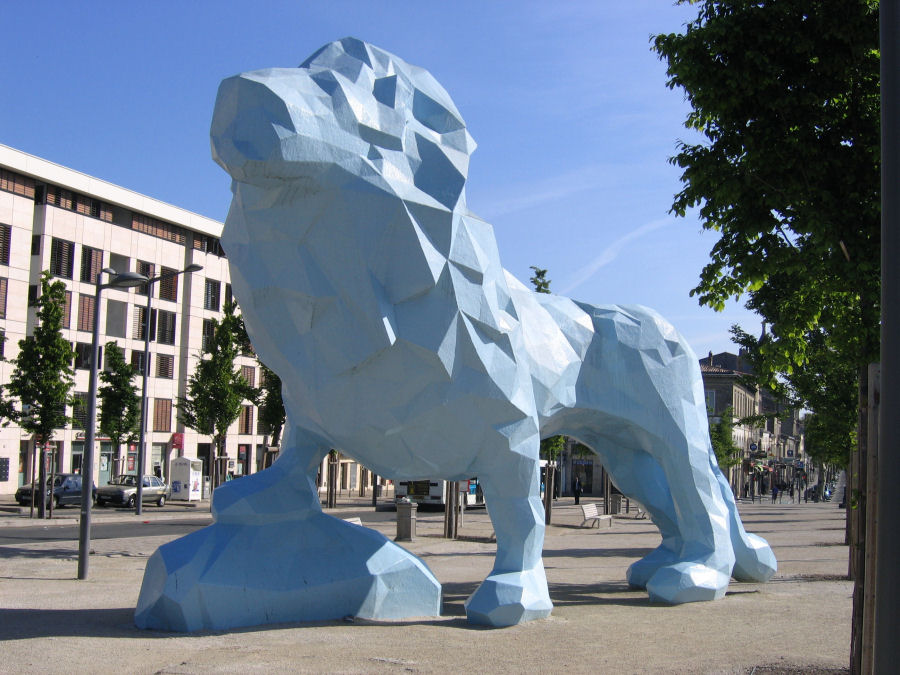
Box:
[15, 473, 96, 508]
[95, 474, 170, 507]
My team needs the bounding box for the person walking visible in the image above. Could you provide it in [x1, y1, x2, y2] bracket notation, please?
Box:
[771, 485, 778, 503]
[573, 477, 582, 505]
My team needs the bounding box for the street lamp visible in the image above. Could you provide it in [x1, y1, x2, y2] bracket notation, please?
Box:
[78, 268, 149, 580]
[135, 263, 202, 515]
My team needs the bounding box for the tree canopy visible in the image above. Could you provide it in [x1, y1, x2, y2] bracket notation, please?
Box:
[98, 341, 140, 458]
[257, 362, 285, 447]
[177, 300, 257, 483]
[8, 271, 75, 442]
[653, 0, 880, 465]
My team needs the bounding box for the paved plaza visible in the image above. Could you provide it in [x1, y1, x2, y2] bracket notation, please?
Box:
[0, 496, 851, 674]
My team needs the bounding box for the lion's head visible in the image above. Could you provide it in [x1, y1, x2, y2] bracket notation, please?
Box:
[211, 37, 476, 212]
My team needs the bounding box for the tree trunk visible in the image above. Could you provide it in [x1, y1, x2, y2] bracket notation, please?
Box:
[37, 440, 47, 519]
[443, 481, 459, 539]
[850, 367, 868, 674]
[543, 465, 555, 525]
[326, 452, 338, 509]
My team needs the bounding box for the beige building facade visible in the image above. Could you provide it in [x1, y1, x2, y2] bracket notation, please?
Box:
[0, 145, 269, 497]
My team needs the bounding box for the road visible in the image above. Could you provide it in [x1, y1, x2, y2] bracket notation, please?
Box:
[0, 517, 212, 546]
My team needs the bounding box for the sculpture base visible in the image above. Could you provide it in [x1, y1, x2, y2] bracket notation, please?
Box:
[135, 514, 441, 631]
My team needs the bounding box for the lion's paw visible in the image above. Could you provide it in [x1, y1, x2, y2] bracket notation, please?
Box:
[464, 566, 553, 627]
[135, 514, 441, 631]
[645, 561, 730, 604]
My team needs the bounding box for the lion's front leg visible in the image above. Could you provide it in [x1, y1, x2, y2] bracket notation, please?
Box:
[135, 426, 441, 631]
[465, 443, 552, 626]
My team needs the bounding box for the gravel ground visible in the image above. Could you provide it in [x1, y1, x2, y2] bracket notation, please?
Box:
[0, 497, 851, 674]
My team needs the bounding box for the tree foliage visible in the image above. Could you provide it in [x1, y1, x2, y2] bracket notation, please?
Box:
[653, 0, 880, 465]
[0, 333, 17, 426]
[177, 300, 257, 481]
[709, 406, 742, 469]
[8, 271, 75, 441]
[98, 342, 141, 460]
[257, 362, 285, 447]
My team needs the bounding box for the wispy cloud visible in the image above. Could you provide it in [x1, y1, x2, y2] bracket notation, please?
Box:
[476, 164, 614, 219]
[559, 217, 671, 295]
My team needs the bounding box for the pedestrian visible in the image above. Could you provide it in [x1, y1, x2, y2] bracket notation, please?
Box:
[789, 484, 795, 503]
[573, 476, 582, 505]
[771, 485, 778, 503]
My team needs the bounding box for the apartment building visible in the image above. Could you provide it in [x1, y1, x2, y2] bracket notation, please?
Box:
[0, 144, 268, 497]
[700, 350, 805, 496]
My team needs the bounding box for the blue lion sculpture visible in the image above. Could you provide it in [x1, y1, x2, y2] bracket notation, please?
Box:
[135, 38, 776, 631]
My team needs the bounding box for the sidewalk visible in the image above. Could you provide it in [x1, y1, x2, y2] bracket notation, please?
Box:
[0, 498, 851, 674]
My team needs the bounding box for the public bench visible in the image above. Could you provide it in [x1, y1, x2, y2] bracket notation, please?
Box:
[580, 502, 613, 528]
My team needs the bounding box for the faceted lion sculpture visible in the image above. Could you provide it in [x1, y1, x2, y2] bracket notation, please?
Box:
[135, 38, 776, 631]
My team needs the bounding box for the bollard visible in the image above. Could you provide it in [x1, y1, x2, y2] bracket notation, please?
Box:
[396, 499, 417, 541]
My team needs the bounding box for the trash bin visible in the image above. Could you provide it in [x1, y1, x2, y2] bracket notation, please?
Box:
[609, 494, 622, 514]
[396, 499, 417, 541]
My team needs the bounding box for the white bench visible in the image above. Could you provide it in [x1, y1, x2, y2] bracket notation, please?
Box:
[580, 502, 613, 528]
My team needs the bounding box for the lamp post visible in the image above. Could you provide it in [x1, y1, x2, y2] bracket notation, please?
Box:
[78, 268, 149, 580]
[135, 264, 202, 515]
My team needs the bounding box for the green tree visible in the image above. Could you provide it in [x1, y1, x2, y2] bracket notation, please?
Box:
[257, 362, 285, 448]
[653, 0, 880, 467]
[709, 406, 742, 470]
[98, 342, 140, 473]
[0, 332, 17, 426]
[8, 272, 76, 517]
[177, 300, 257, 487]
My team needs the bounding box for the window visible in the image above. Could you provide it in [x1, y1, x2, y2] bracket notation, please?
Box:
[158, 267, 178, 302]
[193, 234, 225, 257]
[80, 246, 103, 283]
[153, 399, 172, 432]
[27, 284, 38, 307]
[131, 350, 147, 375]
[133, 306, 156, 342]
[72, 392, 89, 430]
[50, 238, 75, 279]
[202, 318, 215, 351]
[109, 253, 129, 274]
[105, 299, 127, 338]
[0, 224, 10, 265]
[45, 186, 113, 221]
[31, 235, 41, 256]
[73, 342, 100, 370]
[204, 279, 220, 311]
[225, 283, 233, 307]
[241, 365, 256, 387]
[62, 291, 72, 329]
[239, 405, 253, 435]
[705, 390, 715, 415]
[0, 329, 5, 359]
[77, 294, 95, 332]
[132, 213, 186, 245]
[136, 260, 154, 296]
[156, 353, 174, 379]
[0, 168, 36, 198]
[156, 310, 176, 345]
[0, 278, 7, 319]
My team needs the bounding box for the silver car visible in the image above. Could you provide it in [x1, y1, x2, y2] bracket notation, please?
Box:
[95, 474, 170, 508]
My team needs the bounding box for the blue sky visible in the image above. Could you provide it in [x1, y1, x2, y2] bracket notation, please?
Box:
[0, 0, 761, 357]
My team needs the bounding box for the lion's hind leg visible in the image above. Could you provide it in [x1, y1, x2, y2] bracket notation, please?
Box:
[465, 445, 553, 626]
[712, 457, 776, 582]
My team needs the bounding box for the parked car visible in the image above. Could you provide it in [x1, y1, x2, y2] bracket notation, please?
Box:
[95, 474, 171, 508]
[15, 473, 96, 508]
